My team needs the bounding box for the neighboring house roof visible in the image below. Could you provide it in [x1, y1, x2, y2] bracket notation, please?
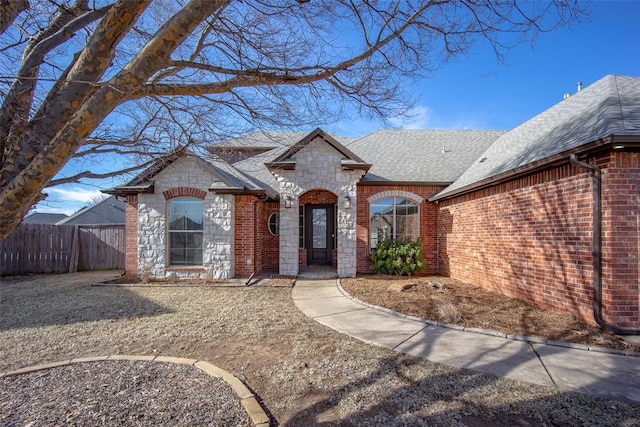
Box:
[346, 129, 505, 183]
[57, 196, 125, 225]
[433, 74, 640, 200]
[22, 213, 68, 224]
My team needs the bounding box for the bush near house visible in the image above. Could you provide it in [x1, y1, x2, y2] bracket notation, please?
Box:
[371, 238, 425, 276]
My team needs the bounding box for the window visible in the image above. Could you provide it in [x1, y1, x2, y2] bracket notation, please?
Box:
[370, 197, 419, 249]
[268, 212, 280, 235]
[168, 198, 203, 265]
[298, 204, 337, 248]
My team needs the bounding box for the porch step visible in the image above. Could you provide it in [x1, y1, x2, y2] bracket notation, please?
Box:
[297, 266, 338, 280]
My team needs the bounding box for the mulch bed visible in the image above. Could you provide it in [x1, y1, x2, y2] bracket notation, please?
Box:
[342, 275, 640, 353]
[0, 360, 251, 426]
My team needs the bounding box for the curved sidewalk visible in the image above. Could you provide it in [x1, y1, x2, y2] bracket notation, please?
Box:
[292, 279, 640, 404]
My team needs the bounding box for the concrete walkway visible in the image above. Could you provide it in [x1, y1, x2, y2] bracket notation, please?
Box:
[292, 279, 640, 404]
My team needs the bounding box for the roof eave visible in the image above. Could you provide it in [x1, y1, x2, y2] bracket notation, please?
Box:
[430, 135, 622, 202]
[341, 161, 372, 171]
[102, 183, 155, 196]
[358, 180, 452, 187]
[265, 161, 295, 170]
[209, 187, 268, 196]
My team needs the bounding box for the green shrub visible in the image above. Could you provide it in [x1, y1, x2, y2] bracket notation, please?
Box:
[371, 238, 425, 276]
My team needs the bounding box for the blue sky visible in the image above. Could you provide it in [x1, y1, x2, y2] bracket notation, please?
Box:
[35, 1, 640, 216]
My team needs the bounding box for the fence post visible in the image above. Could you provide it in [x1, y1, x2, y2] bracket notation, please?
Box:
[68, 225, 79, 273]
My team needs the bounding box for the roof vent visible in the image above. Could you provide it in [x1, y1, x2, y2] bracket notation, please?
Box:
[563, 93, 571, 100]
[577, 81, 583, 92]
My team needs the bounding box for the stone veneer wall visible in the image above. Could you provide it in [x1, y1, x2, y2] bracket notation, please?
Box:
[137, 156, 234, 279]
[271, 137, 365, 277]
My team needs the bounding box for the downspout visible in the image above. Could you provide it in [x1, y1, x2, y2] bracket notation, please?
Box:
[569, 154, 640, 335]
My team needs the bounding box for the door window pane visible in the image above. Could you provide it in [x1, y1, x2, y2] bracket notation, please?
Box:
[312, 208, 327, 249]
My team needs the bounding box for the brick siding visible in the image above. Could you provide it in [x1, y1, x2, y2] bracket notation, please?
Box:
[257, 201, 280, 272]
[124, 194, 138, 277]
[438, 154, 640, 328]
[299, 189, 337, 205]
[163, 187, 206, 200]
[234, 195, 257, 277]
[599, 152, 640, 328]
[356, 185, 443, 274]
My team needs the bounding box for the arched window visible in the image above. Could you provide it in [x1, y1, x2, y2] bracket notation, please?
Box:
[370, 197, 419, 249]
[168, 197, 203, 265]
[268, 212, 280, 235]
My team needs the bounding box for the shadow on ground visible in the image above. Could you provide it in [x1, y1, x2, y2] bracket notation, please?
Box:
[0, 272, 171, 330]
[283, 352, 640, 426]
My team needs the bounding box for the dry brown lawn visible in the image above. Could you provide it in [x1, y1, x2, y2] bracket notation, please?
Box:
[1, 272, 640, 426]
[342, 275, 640, 353]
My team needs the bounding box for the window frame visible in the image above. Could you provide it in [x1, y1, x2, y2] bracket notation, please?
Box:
[369, 196, 420, 249]
[167, 197, 204, 266]
[299, 204, 305, 248]
[268, 212, 280, 236]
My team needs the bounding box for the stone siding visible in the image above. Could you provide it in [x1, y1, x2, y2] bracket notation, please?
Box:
[271, 137, 365, 277]
[137, 156, 234, 279]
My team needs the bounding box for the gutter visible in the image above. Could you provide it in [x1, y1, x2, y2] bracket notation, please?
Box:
[569, 154, 640, 335]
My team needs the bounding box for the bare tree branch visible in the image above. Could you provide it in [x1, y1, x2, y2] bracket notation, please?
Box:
[0, 0, 590, 240]
[0, 0, 29, 35]
[48, 158, 157, 186]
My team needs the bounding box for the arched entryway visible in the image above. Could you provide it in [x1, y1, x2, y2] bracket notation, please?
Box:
[299, 189, 338, 267]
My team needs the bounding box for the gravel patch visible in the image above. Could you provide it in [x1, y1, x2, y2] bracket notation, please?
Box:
[1, 360, 250, 426]
[2, 271, 640, 425]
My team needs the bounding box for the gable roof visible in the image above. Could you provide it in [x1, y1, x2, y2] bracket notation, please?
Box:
[433, 74, 640, 200]
[105, 149, 269, 197]
[22, 213, 68, 224]
[57, 196, 125, 225]
[346, 129, 505, 183]
[265, 128, 371, 171]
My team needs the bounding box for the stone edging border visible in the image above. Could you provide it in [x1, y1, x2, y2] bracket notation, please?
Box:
[336, 280, 640, 358]
[0, 355, 270, 426]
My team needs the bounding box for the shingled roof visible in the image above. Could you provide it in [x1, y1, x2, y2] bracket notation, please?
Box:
[57, 196, 125, 225]
[346, 129, 505, 183]
[105, 150, 269, 197]
[433, 74, 640, 200]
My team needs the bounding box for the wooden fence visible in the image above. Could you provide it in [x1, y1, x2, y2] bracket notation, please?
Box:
[0, 223, 125, 276]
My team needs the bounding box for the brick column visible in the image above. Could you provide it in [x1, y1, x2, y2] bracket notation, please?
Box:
[124, 194, 138, 278]
[234, 195, 257, 277]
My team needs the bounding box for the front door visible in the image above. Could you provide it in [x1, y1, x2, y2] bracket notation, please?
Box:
[305, 204, 334, 265]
